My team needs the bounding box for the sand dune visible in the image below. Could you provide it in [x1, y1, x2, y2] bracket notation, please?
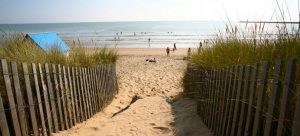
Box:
[54, 49, 211, 136]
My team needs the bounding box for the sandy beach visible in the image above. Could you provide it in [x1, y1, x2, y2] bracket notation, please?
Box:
[54, 48, 211, 136]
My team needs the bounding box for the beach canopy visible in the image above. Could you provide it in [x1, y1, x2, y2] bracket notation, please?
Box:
[26, 32, 69, 52]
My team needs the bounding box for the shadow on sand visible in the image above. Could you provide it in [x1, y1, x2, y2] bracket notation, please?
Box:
[170, 93, 213, 136]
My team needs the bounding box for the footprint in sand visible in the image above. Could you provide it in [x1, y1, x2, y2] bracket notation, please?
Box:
[149, 123, 156, 126]
[88, 127, 99, 131]
[153, 126, 171, 133]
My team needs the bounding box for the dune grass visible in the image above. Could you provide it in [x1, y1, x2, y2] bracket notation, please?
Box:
[0, 33, 118, 66]
[189, 25, 300, 68]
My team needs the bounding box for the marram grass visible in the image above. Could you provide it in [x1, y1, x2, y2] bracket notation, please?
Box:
[189, 26, 300, 68]
[0, 33, 118, 66]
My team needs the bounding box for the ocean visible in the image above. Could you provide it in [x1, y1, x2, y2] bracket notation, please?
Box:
[0, 21, 228, 48]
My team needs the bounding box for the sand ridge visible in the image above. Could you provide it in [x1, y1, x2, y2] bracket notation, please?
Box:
[54, 49, 211, 136]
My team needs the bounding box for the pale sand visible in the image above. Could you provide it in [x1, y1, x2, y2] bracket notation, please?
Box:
[54, 48, 211, 136]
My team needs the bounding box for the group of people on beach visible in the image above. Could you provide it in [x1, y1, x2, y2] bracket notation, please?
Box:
[166, 43, 177, 56]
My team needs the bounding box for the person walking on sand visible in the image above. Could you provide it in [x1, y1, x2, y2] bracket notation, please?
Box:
[166, 47, 170, 56]
[148, 38, 151, 47]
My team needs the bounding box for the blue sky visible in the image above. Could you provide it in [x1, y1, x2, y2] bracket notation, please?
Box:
[0, 0, 299, 24]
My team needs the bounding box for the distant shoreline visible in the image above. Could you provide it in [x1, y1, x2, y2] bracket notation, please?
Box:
[86, 48, 196, 56]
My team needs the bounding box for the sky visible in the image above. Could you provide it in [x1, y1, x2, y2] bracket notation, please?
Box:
[0, 0, 299, 24]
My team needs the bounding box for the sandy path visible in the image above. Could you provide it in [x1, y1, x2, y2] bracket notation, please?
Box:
[54, 54, 211, 136]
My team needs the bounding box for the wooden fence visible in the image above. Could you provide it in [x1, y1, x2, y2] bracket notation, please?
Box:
[0, 59, 118, 136]
[186, 59, 300, 136]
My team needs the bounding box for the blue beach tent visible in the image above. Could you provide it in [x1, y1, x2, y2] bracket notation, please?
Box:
[26, 32, 69, 52]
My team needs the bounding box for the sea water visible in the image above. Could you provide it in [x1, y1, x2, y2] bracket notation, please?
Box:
[0, 21, 228, 48]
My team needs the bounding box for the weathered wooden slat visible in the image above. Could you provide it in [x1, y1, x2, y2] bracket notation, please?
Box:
[230, 66, 244, 136]
[220, 66, 234, 135]
[213, 69, 221, 131]
[217, 67, 230, 135]
[79, 68, 87, 121]
[38, 64, 53, 133]
[67, 67, 76, 125]
[58, 65, 69, 129]
[243, 64, 258, 136]
[84, 68, 92, 118]
[263, 60, 282, 136]
[292, 83, 300, 136]
[83, 68, 91, 118]
[63, 66, 73, 127]
[91, 68, 97, 113]
[87, 68, 95, 115]
[225, 66, 239, 136]
[81, 68, 88, 119]
[216, 68, 222, 131]
[0, 79, 10, 136]
[93, 68, 100, 111]
[93, 68, 99, 113]
[208, 69, 215, 128]
[45, 64, 59, 132]
[22, 63, 39, 136]
[71, 67, 79, 123]
[237, 65, 251, 136]
[276, 59, 297, 136]
[52, 64, 64, 130]
[218, 68, 226, 134]
[104, 65, 109, 106]
[11, 62, 28, 135]
[207, 70, 212, 126]
[109, 64, 114, 102]
[1, 59, 22, 136]
[252, 62, 269, 136]
[32, 63, 47, 136]
[204, 69, 211, 125]
[99, 65, 105, 109]
[76, 67, 84, 122]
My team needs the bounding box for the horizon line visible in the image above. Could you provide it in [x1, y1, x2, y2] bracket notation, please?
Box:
[0, 19, 227, 25]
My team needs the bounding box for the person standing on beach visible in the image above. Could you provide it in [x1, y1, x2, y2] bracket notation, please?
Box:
[166, 47, 170, 56]
[198, 42, 202, 53]
[173, 43, 177, 51]
[148, 38, 151, 47]
[188, 48, 191, 57]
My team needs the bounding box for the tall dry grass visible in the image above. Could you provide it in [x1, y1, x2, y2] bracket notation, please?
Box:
[0, 33, 118, 66]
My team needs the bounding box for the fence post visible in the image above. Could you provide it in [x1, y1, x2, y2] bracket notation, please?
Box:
[252, 62, 269, 136]
[277, 59, 297, 136]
